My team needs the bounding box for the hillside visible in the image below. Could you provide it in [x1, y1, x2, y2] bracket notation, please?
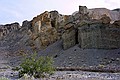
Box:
[0, 6, 120, 79]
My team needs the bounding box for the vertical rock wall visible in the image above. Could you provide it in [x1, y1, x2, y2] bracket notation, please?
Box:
[78, 20, 120, 49]
[62, 25, 76, 50]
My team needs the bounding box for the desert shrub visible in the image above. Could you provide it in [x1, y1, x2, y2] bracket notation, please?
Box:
[19, 53, 55, 78]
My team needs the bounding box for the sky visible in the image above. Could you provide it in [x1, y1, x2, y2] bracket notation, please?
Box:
[0, 0, 120, 25]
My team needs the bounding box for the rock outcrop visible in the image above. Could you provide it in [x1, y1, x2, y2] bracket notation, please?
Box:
[31, 11, 66, 49]
[0, 6, 120, 51]
[0, 22, 20, 39]
[78, 20, 120, 49]
[62, 25, 76, 49]
[88, 8, 120, 22]
[62, 6, 120, 50]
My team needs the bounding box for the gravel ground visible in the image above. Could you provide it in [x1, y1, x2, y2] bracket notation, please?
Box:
[0, 70, 120, 80]
[38, 40, 120, 72]
[0, 40, 120, 80]
[42, 71, 120, 80]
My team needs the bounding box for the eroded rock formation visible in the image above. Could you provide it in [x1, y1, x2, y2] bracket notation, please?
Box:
[89, 8, 120, 22]
[0, 22, 20, 39]
[63, 6, 120, 49]
[0, 6, 120, 51]
[78, 20, 120, 49]
[31, 11, 61, 49]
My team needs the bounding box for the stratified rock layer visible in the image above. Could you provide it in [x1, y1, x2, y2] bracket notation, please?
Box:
[78, 21, 120, 49]
[0, 6, 120, 50]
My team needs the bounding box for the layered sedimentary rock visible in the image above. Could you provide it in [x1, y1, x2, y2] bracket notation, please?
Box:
[0, 6, 120, 50]
[28, 6, 120, 50]
[63, 6, 120, 50]
[73, 7, 120, 23]
[78, 21, 120, 49]
[62, 24, 76, 49]
[31, 11, 66, 49]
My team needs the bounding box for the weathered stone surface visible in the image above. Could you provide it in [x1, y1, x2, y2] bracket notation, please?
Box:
[1, 6, 120, 51]
[100, 14, 111, 24]
[88, 8, 120, 22]
[71, 6, 120, 49]
[21, 20, 32, 32]
[62, 27, 76, 50]
[31, 10, 77, 50]
[39, 27, 58, 49]
[31, 11, 60, 49]
[113, 20, 120, 27]
[0, 22, 20, 39]
[78, 21, 120, 49]
[78, 22, 102, 48]
[50, 10, 59, 28]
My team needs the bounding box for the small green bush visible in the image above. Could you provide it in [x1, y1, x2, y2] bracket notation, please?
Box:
[19, 53, 55, 78]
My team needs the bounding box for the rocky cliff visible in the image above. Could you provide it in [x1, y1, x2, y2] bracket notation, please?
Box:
[0, 22, 20, 39]
[0, 6, 120, 51]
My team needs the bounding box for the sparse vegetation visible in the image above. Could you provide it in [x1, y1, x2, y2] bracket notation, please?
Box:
[19, 52, 55, 78]
[0, 77, 9, 80]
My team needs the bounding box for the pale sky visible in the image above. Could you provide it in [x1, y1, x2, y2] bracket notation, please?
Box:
[0, 0, 120, 25]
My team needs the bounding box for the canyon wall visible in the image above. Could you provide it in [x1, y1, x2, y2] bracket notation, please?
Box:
[0, 6, 120, 50]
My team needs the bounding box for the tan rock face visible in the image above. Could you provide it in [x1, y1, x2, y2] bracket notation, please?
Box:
[88, 8, 120, 22]
[32, 11, 50, 26]
[39, 27, 58, 48]
[31, 11, 62, 49]
[32, 11, 51, 33]
[30, 6, 120, 50]
[2, 6, 120, 51]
